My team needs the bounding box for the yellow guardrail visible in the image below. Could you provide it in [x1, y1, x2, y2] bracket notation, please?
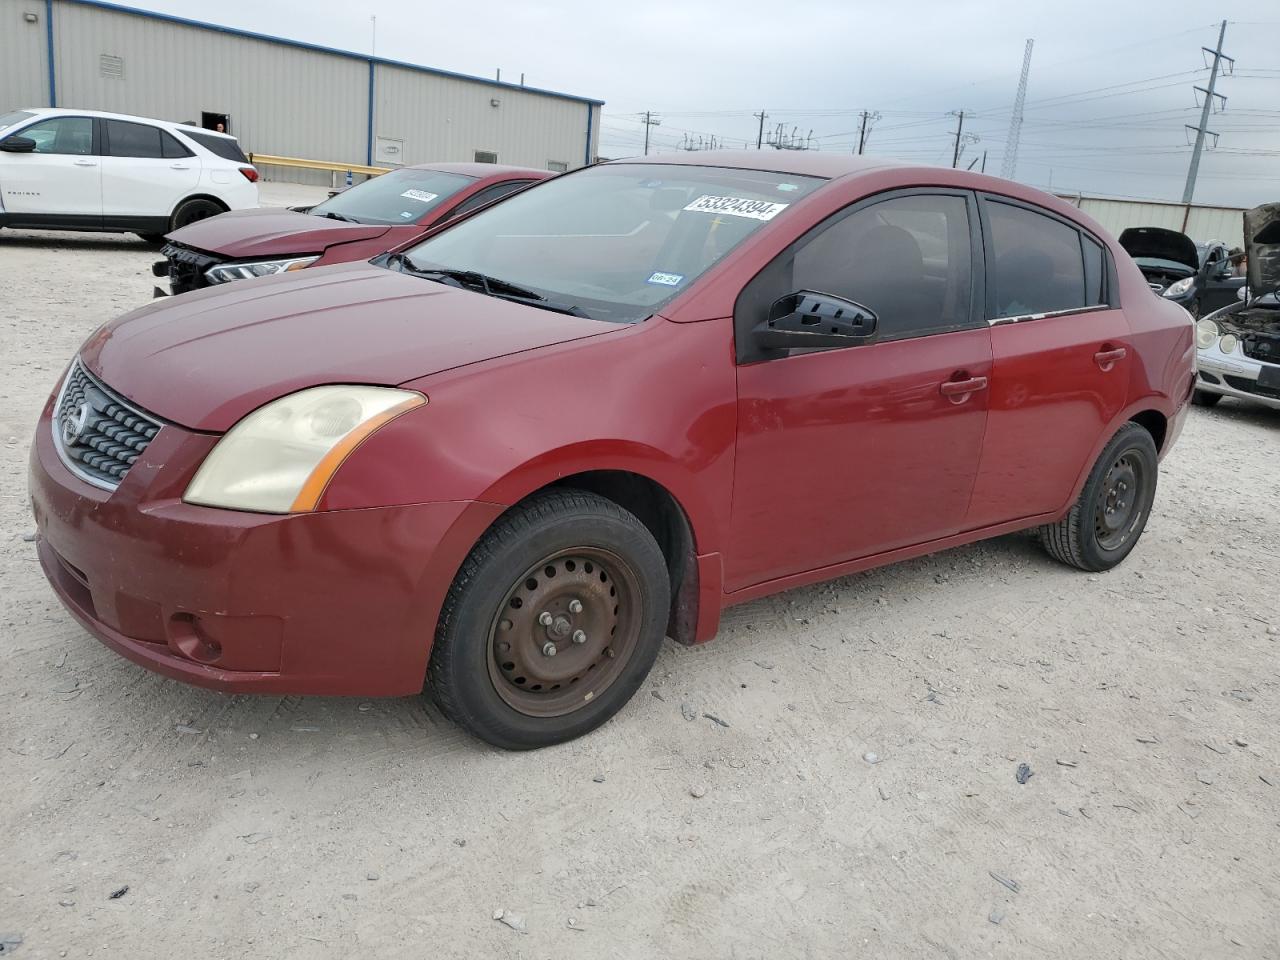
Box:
[247, 153, 391, 177]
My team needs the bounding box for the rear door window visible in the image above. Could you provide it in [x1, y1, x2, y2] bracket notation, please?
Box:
[105, 120, 166, 158]
[986, 200, 1088, 319]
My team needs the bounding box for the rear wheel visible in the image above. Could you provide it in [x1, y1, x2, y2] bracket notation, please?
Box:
[427, 489, 670, 750]
[1191, 389, 1222, 407]
[1039, 422, 1158, 572]
[169, 198, 225, 232]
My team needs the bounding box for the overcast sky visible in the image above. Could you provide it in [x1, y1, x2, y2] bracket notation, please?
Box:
[132, 0, 1280, 208]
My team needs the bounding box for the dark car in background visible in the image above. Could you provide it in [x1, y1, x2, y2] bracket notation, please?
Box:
[155, 162, 552, 295]
[1118, 226, 1244, 318]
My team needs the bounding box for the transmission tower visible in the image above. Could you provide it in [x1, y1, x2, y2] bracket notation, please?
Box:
[1000, 39, 1034, 180]
[1182, 20, 1232, 204]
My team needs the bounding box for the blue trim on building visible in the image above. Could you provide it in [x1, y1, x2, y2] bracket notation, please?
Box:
[61, 0, 605, 107]
[45, 0, 57, 107]
[584, 104, 593, 167]
[366, 60, 375, 168]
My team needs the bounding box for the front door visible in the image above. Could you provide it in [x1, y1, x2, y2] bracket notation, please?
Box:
[0, 115, 101, 221]
[100, 119, 201, 221]
[726, 190, 991, 592]
[964, 195, 1131, 527]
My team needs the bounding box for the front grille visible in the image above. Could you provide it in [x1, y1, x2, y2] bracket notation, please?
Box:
[162, 242, 222, 294]
[1224, 374, 1280, 402]
[54, 361, 163, 490]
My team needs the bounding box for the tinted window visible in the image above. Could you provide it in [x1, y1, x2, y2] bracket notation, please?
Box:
[106, 120, 166, 158]
[988, 201, 1087, 318]
[180, 129, 248, 162]
[161, 130, 193, 158]
[450, 181, 531, 218]
[13, 116, 93, 155]
[309, 168, 476, 225]
[1082, 235, 1104, 305]
[792, 193, 973, 339]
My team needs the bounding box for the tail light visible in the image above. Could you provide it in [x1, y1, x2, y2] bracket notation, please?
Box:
[239, 166, 260, 183]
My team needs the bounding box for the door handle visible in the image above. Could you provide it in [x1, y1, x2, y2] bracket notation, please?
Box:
[1094, 346, 1127, 371]
[939, 375, 988, 401]
[170, 163, 190, 170]
[73, 159, 98, 166]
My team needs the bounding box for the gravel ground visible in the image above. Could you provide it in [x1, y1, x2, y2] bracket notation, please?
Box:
[2, 189, 1279, 959]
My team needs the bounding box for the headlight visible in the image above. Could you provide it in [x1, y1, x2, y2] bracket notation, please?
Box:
[204, 256, 320, 284]
[1218, 334, 1237, 355]
[1195, 317, 1220, 350]
[184, 385, 426, 513]
[1162, 277, 1194, 298]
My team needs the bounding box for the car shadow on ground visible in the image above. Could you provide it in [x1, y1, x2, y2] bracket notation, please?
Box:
[0, 230, 155, 251]
[1196, 398, 1280, 430]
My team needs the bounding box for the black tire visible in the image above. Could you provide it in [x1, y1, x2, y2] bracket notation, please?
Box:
[169, 198, 225, 232]
[427, 489, 670, 750]
[1191, 389, 1222, 408]
[1039, 421, 1159, 572]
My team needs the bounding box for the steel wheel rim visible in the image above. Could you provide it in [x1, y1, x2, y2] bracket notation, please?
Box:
[485, 547, 642, 718]
[1094, 451, 1145, 551]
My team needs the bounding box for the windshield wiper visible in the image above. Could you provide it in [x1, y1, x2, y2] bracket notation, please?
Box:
[391, 263, 593, 318]
[318, 210, 359, 223]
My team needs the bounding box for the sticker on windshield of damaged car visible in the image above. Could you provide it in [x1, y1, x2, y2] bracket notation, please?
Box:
[400, 189, 439, 203]
[683, 195, 789, 221]
[647, 271, 685, 286]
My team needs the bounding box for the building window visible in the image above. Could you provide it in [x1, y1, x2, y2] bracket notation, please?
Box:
[99, 54, 124, 80]
[474, 150, 498, 164]
[547, 161, 568, 173]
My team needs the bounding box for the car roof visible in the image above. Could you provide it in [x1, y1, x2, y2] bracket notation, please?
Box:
[404, 161, 553, 179]
[14, 106, 241, 141]
[605, 149, 900, 180]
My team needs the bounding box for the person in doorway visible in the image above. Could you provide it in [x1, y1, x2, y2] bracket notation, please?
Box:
[215, 121, 226, 133]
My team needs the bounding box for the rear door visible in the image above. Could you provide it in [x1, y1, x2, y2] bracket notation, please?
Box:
[727, 189, 991, 591]
[964, 195, 1130, 528]
[0, 115, 101, 221]
[100, 119, 200, 221]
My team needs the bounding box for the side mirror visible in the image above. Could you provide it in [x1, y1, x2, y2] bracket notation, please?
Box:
[0, 136, 37, 153]
[753, 290, 878, 351]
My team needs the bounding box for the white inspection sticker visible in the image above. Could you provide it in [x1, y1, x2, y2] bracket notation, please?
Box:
[647, 271, 685, 286]
[683, 195, 789, 221]
[400, 189, 439, 203]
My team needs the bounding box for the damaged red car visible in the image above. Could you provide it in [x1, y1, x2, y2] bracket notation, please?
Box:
[154, 161, 551, 295]
[30, 152, 1196, 749]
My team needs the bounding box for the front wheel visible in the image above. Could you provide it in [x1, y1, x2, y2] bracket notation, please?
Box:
[1039, 422, 1159, 572]
[427, 490, 671, 750]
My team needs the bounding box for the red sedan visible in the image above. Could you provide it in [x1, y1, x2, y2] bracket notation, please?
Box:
[31, 151, 1195, 749]
[155, 162, 552, 295]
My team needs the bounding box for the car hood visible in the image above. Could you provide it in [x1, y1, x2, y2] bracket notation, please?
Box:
[165, 208, 392, 258]
[1118, 227, 1200, 272]
[80, 262, 618, 432]
[1245, 202, 1280, 299]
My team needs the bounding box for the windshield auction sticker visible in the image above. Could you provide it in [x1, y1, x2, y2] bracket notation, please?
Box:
[683, 195, 789, 221]
[400, 189, 440, 203]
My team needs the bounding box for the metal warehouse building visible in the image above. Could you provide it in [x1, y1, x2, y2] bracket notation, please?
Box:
[1, 0, 603, 182]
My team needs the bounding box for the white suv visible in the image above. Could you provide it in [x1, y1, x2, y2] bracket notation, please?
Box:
[0, 107, 259, 242]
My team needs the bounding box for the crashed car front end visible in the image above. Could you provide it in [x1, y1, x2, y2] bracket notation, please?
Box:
[1194, 203, 1280, 409]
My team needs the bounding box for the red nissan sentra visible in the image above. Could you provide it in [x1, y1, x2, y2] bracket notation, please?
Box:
[30, 151, 1196, 749]
[155, 162, 552, 296]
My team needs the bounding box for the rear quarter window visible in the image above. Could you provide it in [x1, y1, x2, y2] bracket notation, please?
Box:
[180, 129, 249, 163]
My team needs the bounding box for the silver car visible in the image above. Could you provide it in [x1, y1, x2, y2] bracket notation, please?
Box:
[1192, 203, 1280, 411]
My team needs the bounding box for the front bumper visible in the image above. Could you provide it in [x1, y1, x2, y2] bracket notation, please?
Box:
[1195, 339, 1280, 410]
[29, 396, 503, 696]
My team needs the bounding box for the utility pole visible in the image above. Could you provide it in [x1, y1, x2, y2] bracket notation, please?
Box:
[856, 110, 880, 155]
[1182, 20, 1232, 204]
[641, 111, 661, 155]
[754, 110, 768, 149]
[1000, 39, 1034, 180]
[980, 150, 987, 173]
[951, 111, 965, 168]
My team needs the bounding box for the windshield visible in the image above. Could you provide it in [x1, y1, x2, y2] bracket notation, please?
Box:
[398, 163, 825, 323]
[0, 110, 35, 134]
[309, 168, 476, 225]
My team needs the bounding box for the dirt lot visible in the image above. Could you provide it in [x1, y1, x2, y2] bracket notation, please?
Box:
[2, 189, 1279, 959]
